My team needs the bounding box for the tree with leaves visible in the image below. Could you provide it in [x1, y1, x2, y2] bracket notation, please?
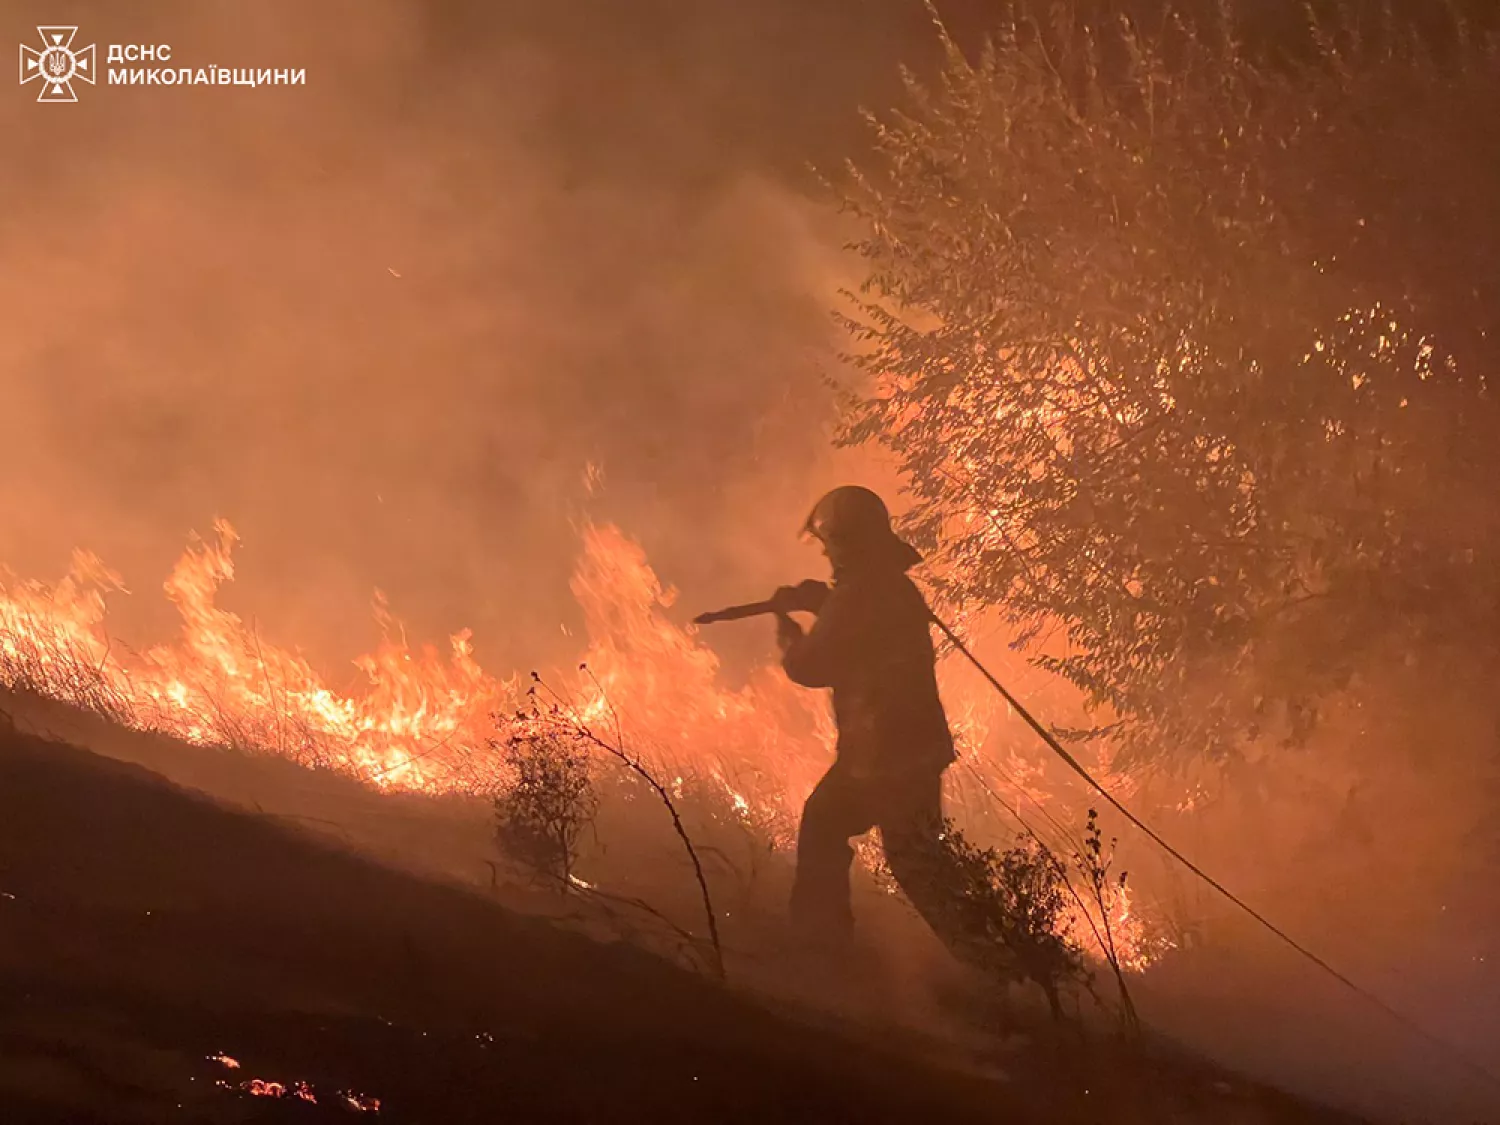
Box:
[833, 1, 1499, 771]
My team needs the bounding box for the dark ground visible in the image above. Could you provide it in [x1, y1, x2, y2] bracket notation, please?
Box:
[0, 715, 1377, 1124]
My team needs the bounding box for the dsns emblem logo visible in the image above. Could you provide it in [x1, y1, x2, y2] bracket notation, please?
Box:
[19, 26, 96, 103]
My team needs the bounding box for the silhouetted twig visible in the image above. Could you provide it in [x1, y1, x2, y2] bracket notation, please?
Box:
[528, 669, 726, 982]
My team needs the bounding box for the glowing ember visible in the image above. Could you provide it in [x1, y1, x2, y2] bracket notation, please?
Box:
[0, 520, 1157, 967]
[209, 1058, 379, 1111]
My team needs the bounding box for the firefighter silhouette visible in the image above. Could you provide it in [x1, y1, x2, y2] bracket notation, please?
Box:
[773, 486, 962, 945]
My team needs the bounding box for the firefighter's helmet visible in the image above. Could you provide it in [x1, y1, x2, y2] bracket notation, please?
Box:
[803, 486, 921, 571]
[802, 485, 895, 549]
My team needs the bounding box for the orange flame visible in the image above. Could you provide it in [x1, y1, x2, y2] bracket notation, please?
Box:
[0, 519, 1157, 966]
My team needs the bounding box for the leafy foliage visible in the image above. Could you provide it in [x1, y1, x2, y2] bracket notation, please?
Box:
[932, 820, 1090, 1018]
[834, 1, 1500, 768]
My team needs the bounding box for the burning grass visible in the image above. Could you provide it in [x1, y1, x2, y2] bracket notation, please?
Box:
[0, 519, 1162, 981]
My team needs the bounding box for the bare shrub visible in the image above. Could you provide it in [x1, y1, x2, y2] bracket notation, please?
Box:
[1069, 809, 1141, 1035]
[513, 672, 726, 980]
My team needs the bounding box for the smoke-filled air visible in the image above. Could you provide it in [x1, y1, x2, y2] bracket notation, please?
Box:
[1, 2, 1496, 1123]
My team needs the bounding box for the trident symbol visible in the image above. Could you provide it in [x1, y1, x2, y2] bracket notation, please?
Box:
[19, 26, 96, 103]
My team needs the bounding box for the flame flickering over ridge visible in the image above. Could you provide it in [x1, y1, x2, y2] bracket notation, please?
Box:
[0, 520, 835, 813]
[0, 518, 1155, 968]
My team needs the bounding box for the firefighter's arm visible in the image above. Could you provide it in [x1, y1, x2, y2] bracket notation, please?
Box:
[778, 585, 854, 688]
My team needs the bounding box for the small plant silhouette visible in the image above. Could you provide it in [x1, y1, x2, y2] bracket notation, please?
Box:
[926, 820, 1090, 1021]
[491, 722, 597, 892]
[501, 669, 726, 981]
[1070, 809, 1140, 1035]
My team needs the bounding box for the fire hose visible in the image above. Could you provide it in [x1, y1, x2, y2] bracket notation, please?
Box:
[691, 600, 786, 625]
[691, 580, 830, 626]
[693, 588, 1500, 1095]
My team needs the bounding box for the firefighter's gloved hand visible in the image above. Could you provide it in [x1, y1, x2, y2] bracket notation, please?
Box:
[775, 611, 803, 652]
[772, 579, 831, 615]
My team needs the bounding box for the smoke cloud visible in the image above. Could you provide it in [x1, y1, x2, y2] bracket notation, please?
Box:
[6, 2, 1497, 1120]
[0, 0, 933, 680]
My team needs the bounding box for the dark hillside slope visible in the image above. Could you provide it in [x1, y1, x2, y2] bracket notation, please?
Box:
[0, 726, 1370, 1124]
[0, 729, 1009, 1124]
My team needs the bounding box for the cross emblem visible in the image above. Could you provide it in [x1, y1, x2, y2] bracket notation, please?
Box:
[19, 26, 96, 103]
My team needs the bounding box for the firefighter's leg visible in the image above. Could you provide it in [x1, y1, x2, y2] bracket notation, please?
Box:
[790, 766, 875, 942]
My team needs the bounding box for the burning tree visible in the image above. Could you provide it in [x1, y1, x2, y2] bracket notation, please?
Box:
[834, 1, 1500, 769]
